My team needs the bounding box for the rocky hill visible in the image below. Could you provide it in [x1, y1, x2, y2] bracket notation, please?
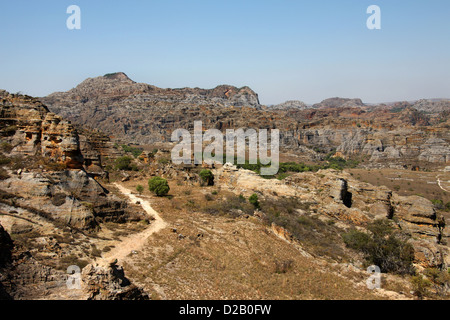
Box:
[42, 75, 450, 167]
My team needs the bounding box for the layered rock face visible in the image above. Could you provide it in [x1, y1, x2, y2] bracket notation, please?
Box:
[3, 169, 132, 230]
[0, 90, 142, 230]
[42, 74, 450, 166]
[1, 90, 84, 168]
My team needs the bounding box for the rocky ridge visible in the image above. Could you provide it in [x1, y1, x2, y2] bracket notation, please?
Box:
[42, 74, 450, 167]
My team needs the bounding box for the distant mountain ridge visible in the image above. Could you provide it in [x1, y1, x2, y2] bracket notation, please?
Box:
[41, 73, 450, 166]
[46, 72, 260, 108]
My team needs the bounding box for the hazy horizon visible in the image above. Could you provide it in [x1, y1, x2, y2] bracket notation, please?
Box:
[1, 0, 449, 105]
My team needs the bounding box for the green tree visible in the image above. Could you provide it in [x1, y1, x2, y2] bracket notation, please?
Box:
[136, 185, 144, 195]
[148, 177, 170, 196]
[199, 169, 214, 186]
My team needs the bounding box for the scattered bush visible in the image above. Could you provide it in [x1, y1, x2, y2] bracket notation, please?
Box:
[158, 158, 170, 165]
[58, 254, 89, 271]
[148, 177, 170, 196]
[121, 145, 143, 158]
[249, 194, 260, 209]
[341, 229, 371, 251]
[424, 268, 450, 287]
[204, 194, 254, 217]
[136, 185, 144, 195]
[199, 169, 214, 186]
[115, 156, 133, 171]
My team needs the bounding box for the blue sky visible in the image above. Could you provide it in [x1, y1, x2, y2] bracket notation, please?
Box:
[0, 0, 449, 104]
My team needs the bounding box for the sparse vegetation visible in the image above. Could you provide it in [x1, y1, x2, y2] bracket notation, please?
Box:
[121, 144, 143, 158]
[411, 275, 432, 299]
[273, 259, 294, 274]
[342, 219, 415, 275]
[203, 194, 254, 217]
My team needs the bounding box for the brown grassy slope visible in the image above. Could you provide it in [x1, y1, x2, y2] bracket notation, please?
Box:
[116, 179, 395, 300]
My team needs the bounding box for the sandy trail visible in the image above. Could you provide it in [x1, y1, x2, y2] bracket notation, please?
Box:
[96, 183, 167, 266]
[437, 174, 450, 192]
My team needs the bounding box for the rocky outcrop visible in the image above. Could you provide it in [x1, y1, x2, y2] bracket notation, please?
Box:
[412, 99, 450, 114]
[312, 97, 365, 109]
[81, 260, 149, 300]
[271, 100, 308, 110]
[0, 90, 83, 169]
[2, 169, 143, 230]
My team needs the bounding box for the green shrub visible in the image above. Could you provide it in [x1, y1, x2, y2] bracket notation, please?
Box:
[342, 229, 371, 251]
[158, 158, 170, 165]
[148, 177, 170, 196]
[121, 145, 143, 158]
[114, 156, 133, 171]
[199, 169, 214, 186]
[136, 185, 144, 195]
[249, 194, 260, 209]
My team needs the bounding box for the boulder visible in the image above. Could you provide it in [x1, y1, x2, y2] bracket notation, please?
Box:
[81, 262, 149, 300]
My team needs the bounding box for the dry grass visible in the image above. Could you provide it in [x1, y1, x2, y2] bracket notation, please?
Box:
[114, 178, 386, 300]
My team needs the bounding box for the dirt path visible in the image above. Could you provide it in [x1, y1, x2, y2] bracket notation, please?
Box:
[96, 183, 167, 266]
[437, 175, 450, 193]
